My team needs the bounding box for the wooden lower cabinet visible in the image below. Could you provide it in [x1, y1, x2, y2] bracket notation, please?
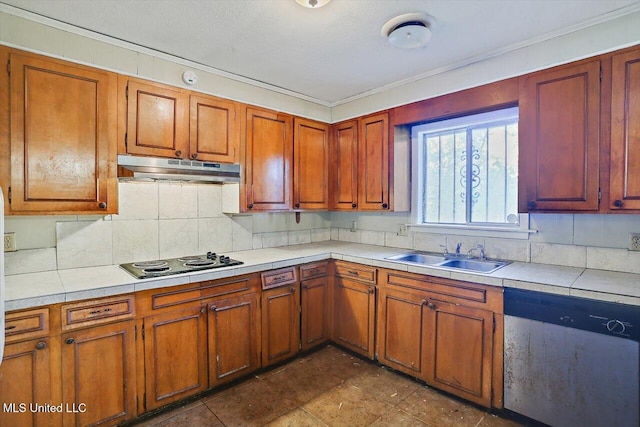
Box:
[376, 287, 427, 377]
[261, 283, 301, 366]
[0, 337, 61, 427]
[61, 320, 136, 426]
[142, 305, 208, 411]
[207, 292, 261, 387]
[301, 275, 330, 351]
[332, 275, 376, 359]
[377, 268, 502, 408]
[424, 300, 494, 407]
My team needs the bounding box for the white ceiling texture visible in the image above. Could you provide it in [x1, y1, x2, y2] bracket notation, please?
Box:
[1, 0, 639, 106]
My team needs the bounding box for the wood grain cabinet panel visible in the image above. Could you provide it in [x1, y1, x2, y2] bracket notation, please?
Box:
[332, 265, 376, 360]
[244, 107, 293, 211]
[293, 117, 330, 210]
[8, 50, 118, 214]
[358, 113, 390, 210]
[301, 275, 329, 351]
[376, 287, 426, 377]
[122, 77, 189, 159]
[207, 292, 261, 387]
[610, 48, 640, 210]
[424, 300, 494, 408]
[61, 321, 136, 427]
[261, 283, 300, 366]
[519, 60, 601, 211]
[189, 93, 240, 163]
[142, 305, 207, 411]
[330, 120, 359, 210]
[0, 338, 60, 427]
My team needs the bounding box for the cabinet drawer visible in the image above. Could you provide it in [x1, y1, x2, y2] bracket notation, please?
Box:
[334, 261, 376, 284]
[300, 261, 329, 280]
[201, 275, 258, 299]
[261, 267, 298, 290]
[61, 295, 135, 330]
[4, 308, 50, 343]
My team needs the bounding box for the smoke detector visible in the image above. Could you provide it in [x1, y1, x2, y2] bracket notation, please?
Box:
[382, 13, 436, 49]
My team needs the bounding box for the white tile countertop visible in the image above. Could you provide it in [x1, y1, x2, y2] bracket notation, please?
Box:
[5, 241, 640, 311]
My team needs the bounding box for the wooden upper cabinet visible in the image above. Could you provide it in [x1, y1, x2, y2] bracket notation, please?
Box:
[189, 93, 240, 163]
[610, 48, 640, 210]
[293, 117, 330, 210]
[121, 77, 189, 158]
[330, 119, 359, 210]
[358, 113, 390, 210]
[519, 60, 601, 212]
[8, 50, 118, 214]
[244, 107, 293, 211]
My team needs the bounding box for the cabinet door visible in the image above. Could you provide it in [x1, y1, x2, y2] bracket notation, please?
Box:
[301, 276, 329, 351]
[207, 293, 261, 387]
[189, 94, 240, 163]
[0, 338, 59, 427]
[61, 321, 136, 427]
[143, 306, 207, 411]
[330, 120, 359, 210]
[376, 287, 427, 377]
[8, 51, 117, 214]
[333, 277, 375, 359]
[245, 107, 293, 211]
[610, 48, 640, 210]
[519, 60, 601, 211]
[293, 117, 330, 210]
[423, 300, 494, 407]
[261, 283, 300, 366]
[124, 77, 189, 158]
[358, 113, 389, 210]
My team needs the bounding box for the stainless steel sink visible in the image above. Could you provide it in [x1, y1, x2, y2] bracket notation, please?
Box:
[385, 252, 445, 265]
[437, 258, 508, 273]
[385, 252, 509, 273]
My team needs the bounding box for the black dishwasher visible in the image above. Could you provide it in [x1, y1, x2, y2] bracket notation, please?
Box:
[503, 288, 640, 427]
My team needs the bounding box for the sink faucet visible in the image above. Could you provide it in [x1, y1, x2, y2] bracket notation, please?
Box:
[455, 242, 462, 256]
[467, 244, 486, 261]
[439, 244, 448, 256]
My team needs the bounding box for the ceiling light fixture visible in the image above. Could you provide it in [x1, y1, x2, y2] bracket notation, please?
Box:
[381, 13, 436, 49]
[295, 0, 332, 8]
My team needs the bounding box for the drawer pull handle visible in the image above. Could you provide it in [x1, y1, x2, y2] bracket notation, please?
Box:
[36, 341, 46, 350]
[66, 338, 75, 345]
[5, 325, 16, 331]
[210, 305, 218, 312]
[89, 308, 112, 316]
[347, 270, 359, 276]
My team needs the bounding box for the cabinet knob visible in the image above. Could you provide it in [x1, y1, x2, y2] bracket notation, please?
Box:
[368, 287, 375, 294]
[248, 204, 254, 209]
[175, 150, 182, 157]
[210, 305, 217, 312]
[421, 299, 427, 306]
[65, 338, 75, 345]
[614, 199, 623, 208]
[527, 201, 536, 210]
[290, 287, 296, 293]
[382, 203, 388, 209]
[351, 203, 357, 208]
[427, 302, 436, 310]
[98, 202, 107, 209]
[35, 341, 47, 350]
[295, 203, 300, 208]
[191, 153, 198, 159]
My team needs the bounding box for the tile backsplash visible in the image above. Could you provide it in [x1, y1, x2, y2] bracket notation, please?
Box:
[4, 181, 331, 275]
[4, 181, 640, 276]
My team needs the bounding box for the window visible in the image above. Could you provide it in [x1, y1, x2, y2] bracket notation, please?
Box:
[412, 107, 519, 228]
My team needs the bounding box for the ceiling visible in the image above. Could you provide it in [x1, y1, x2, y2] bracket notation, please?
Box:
[1, 0, 639, 106]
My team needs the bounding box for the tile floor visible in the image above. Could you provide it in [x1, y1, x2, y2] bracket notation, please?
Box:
[132, 345, 527, 427]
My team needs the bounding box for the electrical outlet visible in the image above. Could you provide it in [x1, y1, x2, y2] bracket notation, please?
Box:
[630, 233, 640, 251]
[4, 232, 16, 252]
[350, 221, 357, 232]
[398, 224, 408, 236]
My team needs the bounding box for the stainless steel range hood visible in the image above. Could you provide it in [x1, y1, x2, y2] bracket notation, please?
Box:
[118, 155, 241, 183]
